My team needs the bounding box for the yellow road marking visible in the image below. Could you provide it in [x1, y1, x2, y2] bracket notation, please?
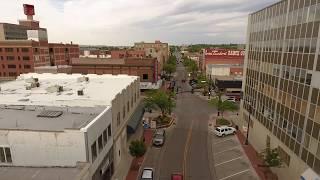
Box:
[183, 119, 194, 179]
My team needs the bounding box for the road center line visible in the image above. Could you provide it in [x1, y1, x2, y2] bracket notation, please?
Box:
[183, 119, 194, 177]
[215, 157, 242, 167]
[213, 146, 240, 156]
[218, 169, 250, 180]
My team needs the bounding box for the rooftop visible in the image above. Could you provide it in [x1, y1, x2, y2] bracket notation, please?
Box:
[0, 166, 81, 180]
[0, 73, 138, 107]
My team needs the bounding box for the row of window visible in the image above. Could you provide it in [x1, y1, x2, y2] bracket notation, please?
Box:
[91, 125, 112, 162]
[1, 64, 31, 69]
[0, 147, 12, 164]
[0, 56, 30, 61]
[0, 48, 29, 53]
[117, 92, 139, 126]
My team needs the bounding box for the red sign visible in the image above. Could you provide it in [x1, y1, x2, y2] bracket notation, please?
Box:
[205, 49, 245, 57]
[23, 4, 35, 16]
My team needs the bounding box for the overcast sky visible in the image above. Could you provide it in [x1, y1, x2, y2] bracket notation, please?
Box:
[0, 0, 277, 46]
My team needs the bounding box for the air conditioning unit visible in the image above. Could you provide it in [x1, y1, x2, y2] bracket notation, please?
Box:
[77, 89, 84, 96]
[26, 85, 32, 90]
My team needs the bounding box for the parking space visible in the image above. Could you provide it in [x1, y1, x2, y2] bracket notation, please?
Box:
[210, 133, 258, 180]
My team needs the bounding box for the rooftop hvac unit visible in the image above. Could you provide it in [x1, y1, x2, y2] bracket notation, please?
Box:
[26, 85, 32, 90]
[58, 86, 63, 92]
[77, 76, 89, 82]
[77, 89, 84, 96]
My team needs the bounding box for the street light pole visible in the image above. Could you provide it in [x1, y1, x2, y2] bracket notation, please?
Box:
[244, 100, 252, 145]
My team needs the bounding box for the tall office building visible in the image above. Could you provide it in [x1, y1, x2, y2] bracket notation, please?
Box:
[238, 0, 320, 179]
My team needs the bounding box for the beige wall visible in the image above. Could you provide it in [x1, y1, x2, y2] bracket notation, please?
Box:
[235, 109, 309, 180]
[111, 78, 141, 168]
[0, 24, 4, 41]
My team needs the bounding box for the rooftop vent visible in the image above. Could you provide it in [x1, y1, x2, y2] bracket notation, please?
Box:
[25, 77, 39, 83]
[46, 85, 63, 93]
[77, 76, 89, 82]
[77, 89, 84, 96]
[37, 110, 63, 118]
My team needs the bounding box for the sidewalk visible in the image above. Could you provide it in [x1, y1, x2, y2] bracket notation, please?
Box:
[126, 129, 153, 180]
[236, 132, 278, 180]
[112, 125, 144, 180]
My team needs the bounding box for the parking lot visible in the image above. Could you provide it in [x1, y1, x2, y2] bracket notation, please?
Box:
[209, 128, 258, 180]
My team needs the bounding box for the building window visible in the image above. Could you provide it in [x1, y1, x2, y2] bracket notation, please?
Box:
[91, 142, 97, 162]
[127, 101, 130, 112]
[0, 147, 12, 163]
[143, 74, 148, 80]
[21, 48, 29, 52]
[6, 56, 14, 61]
[7, 65, 16, 69]
[306, 73, 312, 85]
[117, 112, 120, 126]
[103, 129, 108, 146]
[0, 56, 3, 60]
[23, 56, 30, 61]
[123, 106, 126, 119]
[98, 135, 103, 153]
[0, 48, 2, 52]
[5, 48, 13, 52]
[24, 65, 31, 69]
[2, 65, 4, 68]
[34, 48, 38, 53]
[17, 48, 19, 52]
[107, 125, 111, 137]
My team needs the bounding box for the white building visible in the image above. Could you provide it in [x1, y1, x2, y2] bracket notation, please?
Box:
[0, 73, 140, 180]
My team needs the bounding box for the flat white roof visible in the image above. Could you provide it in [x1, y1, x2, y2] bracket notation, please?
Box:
[0, 73, 138, 107]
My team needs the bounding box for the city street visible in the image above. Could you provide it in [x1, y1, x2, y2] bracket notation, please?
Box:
[142, 52, 217, 180]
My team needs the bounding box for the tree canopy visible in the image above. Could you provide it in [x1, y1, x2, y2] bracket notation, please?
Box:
[129, 140, 146, 158]
[145, 90, 176, 117]
[209, 93, 238, 118]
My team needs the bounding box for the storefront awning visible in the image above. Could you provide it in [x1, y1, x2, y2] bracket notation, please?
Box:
[300, 168, 320, 180]
[127, 102, 145, 134]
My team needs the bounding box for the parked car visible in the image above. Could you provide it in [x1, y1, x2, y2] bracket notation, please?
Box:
[214, 126, 236, 137]
[226, 97, 236, 102]
[171, 173, 183, 180]
[153, 134, 165, 146]
[141, 167, 154, 180]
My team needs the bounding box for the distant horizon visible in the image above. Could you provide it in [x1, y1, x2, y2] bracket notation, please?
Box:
[1, 0, 277, 45]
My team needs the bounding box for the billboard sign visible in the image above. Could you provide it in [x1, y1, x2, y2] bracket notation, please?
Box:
[205, 49, 245, 57]
[23, 4, 35, 16]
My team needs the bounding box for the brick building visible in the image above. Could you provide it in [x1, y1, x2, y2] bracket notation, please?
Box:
[134, 40, 169, 74]
[49, 43, 80, 66]
[71, 57, 160, 89]
[0, 4, 79, 80]
[204, 49, 244, 77]
[111, 50, 145, 59]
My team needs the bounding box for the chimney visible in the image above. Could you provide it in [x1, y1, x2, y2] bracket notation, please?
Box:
[71, 41, 73, 45]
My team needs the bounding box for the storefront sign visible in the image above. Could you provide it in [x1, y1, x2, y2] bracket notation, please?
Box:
[205, 49, 245, 57]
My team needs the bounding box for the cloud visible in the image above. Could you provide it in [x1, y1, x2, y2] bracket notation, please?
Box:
[0, 0, 277, 45]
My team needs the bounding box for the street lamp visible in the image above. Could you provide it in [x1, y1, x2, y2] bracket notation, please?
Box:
[244, 99, 252, 145]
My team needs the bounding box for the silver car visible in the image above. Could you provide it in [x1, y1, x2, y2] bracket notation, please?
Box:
[153, 134, 165, 146]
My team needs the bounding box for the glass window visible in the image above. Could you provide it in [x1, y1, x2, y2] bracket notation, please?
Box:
[98, 135, 103, 152]
[103, 129, 108, 145]
[108, 125, 111, 137]
[4, 148, 11, 163]
[91, 142, 97, 162]
[306, 73, 312, 85]
[0, 148, 5, 162]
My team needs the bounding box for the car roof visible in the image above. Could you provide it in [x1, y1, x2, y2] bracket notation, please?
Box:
[142, 168, 153, 178]
[172, 174, 183, 180]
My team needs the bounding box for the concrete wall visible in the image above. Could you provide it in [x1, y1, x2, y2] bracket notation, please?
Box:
[81, 107, 113, 179]
[0, 129, 86, 167]
[111, 78, 141, 168]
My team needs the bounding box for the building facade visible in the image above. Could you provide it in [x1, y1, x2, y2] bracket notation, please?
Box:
[111, 50, 145, 59]
[237, 1, 320, 179]
[71, 58, 160, 89]
[0, 73, 140, 180]
[134, 40, 169, 73]
[0, 4, 79, 80]
[204, 49, 244, 77]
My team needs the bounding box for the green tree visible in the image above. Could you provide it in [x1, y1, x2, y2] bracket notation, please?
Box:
[163, 63, 175, 75]
[259, 148, 282, 167]
[129, 140, 146, 158]
[209, 93, 238, 118]
[145, 90, 176, 118]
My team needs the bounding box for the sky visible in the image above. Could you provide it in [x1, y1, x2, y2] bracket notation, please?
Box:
[0, 0, 277, 46]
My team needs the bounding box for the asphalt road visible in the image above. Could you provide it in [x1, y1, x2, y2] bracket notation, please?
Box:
[143, 52, 217, 180]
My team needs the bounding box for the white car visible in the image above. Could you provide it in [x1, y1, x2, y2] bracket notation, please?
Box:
[141, 167, 154, 180]
[214, 126, 236, 137]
